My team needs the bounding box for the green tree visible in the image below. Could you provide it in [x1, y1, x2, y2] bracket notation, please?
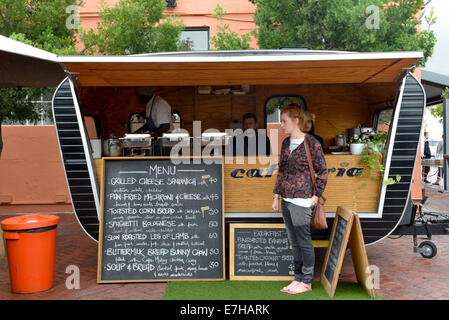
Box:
[251, 0, 436, 65]
[443, 87, 449, 100]
[80, 0, 185, 55]
[429, 104, 443, 123]
[428, 88, 449, 124]
[210, 5, 254, 50]
[0, 0, 81, 158]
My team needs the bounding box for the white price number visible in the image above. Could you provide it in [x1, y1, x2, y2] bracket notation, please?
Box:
[209, 221, 219, 228]
[209, 177, 218, 184]
[209, 248, 220, 255]
[209, 232, 218, 239]
[208, 208, 219, 216]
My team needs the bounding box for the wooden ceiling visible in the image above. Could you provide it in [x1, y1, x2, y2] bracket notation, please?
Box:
[62, 55, 420, 87]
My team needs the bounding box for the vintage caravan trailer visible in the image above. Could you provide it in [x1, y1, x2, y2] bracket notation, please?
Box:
[0, 36, 426, 247]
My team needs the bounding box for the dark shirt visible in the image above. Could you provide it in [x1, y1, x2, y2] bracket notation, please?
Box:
[424, 140, 432, 159]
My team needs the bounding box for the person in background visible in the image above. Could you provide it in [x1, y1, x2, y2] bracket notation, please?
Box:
[134, 86, 173, 137]
[421, 131, 432, 183]
[272, 104, 328, 294]
[303, 110, 324, 149]
[229, 113, 272, 156]
[435, 136, 444, 186]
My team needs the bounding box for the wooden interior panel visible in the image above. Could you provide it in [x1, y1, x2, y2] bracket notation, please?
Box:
[76, 67, 382, 86]
[255, 84, 378, 151]
[230, 95, 256, 124]
[79, 86, 196, 137]
[78, 81, 396, 148]
[195, 95, 232, 132]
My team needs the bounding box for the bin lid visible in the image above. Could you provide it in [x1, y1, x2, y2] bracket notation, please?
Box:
[1, 214, 59, 231]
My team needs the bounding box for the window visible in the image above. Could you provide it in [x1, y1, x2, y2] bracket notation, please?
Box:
[264, 95, 307, 124]
[264, 95, 307, 155]
[166, 0, 176, 7]
[374, 108, 393, 133]
[180, 28, 209, 51]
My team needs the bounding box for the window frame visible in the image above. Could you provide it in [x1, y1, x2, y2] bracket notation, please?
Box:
[180, 27, 210, 51]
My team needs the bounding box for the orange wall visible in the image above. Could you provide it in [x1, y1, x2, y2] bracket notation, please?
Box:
[77, 0, 258, 51]
[0, 126, 73, 214]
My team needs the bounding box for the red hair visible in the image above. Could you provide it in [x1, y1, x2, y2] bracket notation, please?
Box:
[281, 104, 308, 132]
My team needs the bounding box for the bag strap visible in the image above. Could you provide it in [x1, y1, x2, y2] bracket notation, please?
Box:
[303, 134, 316, 186]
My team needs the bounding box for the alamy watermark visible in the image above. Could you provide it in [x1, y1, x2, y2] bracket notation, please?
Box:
[167, 121, 279, 166]
[65, 264, 80, 289]
[66, 5, 80, 30]
[365, 5, 380, 29]
[366, 265, 380, 290]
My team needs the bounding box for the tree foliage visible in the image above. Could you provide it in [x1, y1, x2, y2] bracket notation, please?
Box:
[210, 5, 254, 50]
[428, 88, 449, 124]
[251, 0, 436, 65]
[80, 0, 185, 55]
[0, 0, 81, 157]
[443, 87, 449, 100]
[429, 104, 443, 124]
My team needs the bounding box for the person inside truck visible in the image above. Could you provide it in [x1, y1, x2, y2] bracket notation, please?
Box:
[134, 86, 173, 137]
[228, 113, 272, 157]
[303, 110, 324, 149]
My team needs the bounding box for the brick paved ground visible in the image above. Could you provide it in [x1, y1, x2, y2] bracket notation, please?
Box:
[0, 214, 167, 300]
[0, 184, 448, 300]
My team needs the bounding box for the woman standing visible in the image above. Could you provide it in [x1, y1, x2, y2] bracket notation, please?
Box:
[272, 105, 328, 294]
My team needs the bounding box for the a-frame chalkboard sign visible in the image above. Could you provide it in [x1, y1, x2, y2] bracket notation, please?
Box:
[321, 206, 376, 299]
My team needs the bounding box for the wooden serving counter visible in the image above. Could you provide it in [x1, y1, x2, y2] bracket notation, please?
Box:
[93, 154, 381, 214]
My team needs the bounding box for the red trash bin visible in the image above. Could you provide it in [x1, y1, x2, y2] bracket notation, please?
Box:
[1, 214, 59, 293]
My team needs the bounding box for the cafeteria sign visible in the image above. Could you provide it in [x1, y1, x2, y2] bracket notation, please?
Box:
[230, 164, 364, 178]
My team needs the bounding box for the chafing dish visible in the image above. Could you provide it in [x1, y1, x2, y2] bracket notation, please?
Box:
[120, 133, 152, 148]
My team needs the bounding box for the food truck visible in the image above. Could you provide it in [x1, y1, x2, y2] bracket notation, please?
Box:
[0, 36, 426, 250]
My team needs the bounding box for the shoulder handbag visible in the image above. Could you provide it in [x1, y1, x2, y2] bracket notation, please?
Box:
[303, 135, 328, 230]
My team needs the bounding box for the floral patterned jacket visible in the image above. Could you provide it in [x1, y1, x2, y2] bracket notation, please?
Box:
[273, 134, 328, 199]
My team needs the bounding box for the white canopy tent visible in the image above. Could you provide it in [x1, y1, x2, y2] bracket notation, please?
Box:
[0, 35, 66, 88]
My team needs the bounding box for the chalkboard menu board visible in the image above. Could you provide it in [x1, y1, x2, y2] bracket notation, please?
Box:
[321, 206, 354, 298]
[230, 224, 294, 280]
[98, 157, 224, 283]
[324, 217, 347, 283]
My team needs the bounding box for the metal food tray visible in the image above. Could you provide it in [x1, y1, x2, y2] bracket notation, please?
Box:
[120, 135, 152, 148]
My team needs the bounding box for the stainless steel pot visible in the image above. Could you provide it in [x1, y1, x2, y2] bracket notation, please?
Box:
[335, 134, 346, 147]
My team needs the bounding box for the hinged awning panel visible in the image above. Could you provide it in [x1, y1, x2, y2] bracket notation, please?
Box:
[60, 52, 422, 87]
[0, 40, 423, 88]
